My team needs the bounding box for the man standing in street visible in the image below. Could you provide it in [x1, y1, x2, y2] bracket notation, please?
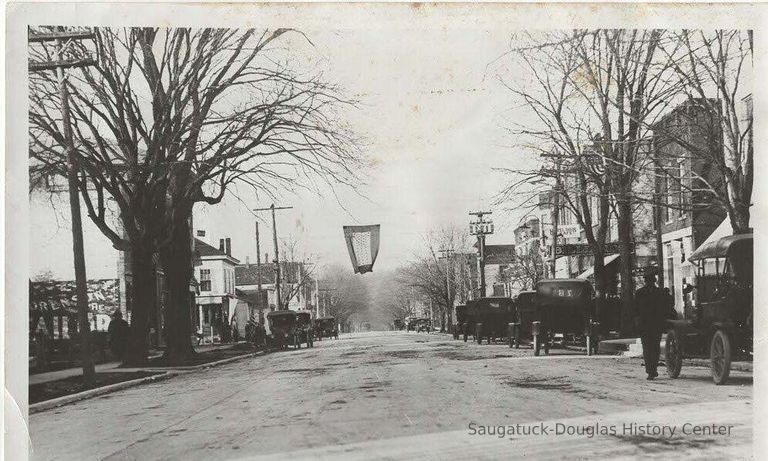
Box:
[634, 273, 665, 380]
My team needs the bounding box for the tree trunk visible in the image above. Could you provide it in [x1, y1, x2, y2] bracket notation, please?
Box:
[592, 250, 607, 334]
[160, 217, 196, 365]
[617, 194, 635, 337]
[123, 244, 156, 367]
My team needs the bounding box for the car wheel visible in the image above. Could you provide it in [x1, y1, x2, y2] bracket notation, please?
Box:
[711, 329, 731, 385]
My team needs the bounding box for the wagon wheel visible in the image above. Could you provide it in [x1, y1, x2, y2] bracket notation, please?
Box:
[665, 330, 683, 379]
[711, 329, 732, 385]
[533, 334, 540, 356]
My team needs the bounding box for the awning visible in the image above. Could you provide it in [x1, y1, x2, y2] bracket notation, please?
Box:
[576, 254, 620, 279]
[687, 218, 734, 262]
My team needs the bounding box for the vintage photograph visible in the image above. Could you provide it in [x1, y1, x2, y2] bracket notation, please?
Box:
[7, 3, 759, 460]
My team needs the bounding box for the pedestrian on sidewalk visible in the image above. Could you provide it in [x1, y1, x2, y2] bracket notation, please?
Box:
[634, 273, 665, 380]
[107, 310, 130, 361]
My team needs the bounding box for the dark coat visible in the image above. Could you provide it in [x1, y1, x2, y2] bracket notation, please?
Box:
[634, 284, 667, 334]
[107, 318, 130, 355]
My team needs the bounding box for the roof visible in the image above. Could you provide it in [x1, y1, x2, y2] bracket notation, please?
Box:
[688, 233, 753, 262]
[195, 238, 240, 263]
[235, 262, 303, 286]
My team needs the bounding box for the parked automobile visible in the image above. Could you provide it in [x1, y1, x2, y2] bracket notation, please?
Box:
[665, 233, 753, 385]
[416, 318, 431, 333]
[530, 279, 598, 356]
[511, 290, 536, 348]
[469, 297, 517, 345]
[295, 311, 314, 348]
[315, 316, 339, 340]
[266, 310, 298, 350]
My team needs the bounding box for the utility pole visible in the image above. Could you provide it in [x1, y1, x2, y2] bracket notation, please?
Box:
[255, 220, 263, 316]
[439, 248, 454, 331]
[653, 139, 665, 287]
[540, 151, 565, 279]
[253, 204, 292, 310]
[29, 28, 97, 386]
[469, 211, 493, 298]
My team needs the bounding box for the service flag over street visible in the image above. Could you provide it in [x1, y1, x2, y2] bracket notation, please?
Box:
[343, 225, 381, 274]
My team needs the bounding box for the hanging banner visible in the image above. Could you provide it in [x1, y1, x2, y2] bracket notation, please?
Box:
[343, 225, 381, 274]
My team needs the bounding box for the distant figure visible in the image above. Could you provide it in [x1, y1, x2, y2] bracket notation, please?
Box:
[107, 310, 130, 361]
[634, 274, 665, 380]
[231, 317, 240, 342]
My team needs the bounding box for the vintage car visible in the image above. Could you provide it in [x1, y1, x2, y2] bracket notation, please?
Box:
[510, 290, 537, 348]
[665, 233, 753, 385]
[315, 316, 339, 339]
[393, 318, 405, 331]
[266, 310, 298, 350]
[295, 311, 314, 348]
[415, 318, 431, 333]
[469, 297, 517, 345]
[453, 305, 467, 340]
[529, 279, 598, 356]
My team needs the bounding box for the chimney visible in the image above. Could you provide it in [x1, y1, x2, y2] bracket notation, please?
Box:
[225, 238, 232, 256]
[219, 239, 225, 253]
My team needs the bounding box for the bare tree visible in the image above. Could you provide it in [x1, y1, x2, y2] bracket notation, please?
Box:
[397, 226, 471, 331]
[320, 264, 372, 331]
[277, 235, 316, 310]
[496, 30, 678, 334]
[29, 27, 364, 364]
[657, 30, 753, 233]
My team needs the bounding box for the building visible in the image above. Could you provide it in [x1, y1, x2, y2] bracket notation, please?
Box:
[192, 235, 241, 343]
[653, 99, 729, 317]
[235, 260, 314, 316]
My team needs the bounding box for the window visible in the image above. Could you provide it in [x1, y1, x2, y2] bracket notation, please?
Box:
[200, 269, 211, 292]
[663, 173, 671, 223]
[665, 243, 675, 296]
[678, 161, 687, 218]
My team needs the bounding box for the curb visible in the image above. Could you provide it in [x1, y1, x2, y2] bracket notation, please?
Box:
[29, 350, 265, 413]
[30, 371, 177, 414]
[142, 350, 262, 372]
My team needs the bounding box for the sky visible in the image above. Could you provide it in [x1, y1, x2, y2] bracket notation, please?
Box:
[30, 26, 540, 280]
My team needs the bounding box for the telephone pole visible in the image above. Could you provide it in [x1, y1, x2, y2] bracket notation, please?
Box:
[253, 204, 292, 310]
[540, 151, 565, 279]
[439, 248, 454, 332]
[29, 28, 97, 385]
[469, 211, 493, 298]
[254, 220, 263, 315]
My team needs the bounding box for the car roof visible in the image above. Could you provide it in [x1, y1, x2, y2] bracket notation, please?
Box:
[688, 233, 753, 262]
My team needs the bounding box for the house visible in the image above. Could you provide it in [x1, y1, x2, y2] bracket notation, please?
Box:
[235, 259, 315, 324]
[192, 235, 241, 343]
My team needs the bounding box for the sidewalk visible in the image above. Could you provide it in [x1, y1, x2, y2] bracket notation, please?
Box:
[29, 342, 250, 386]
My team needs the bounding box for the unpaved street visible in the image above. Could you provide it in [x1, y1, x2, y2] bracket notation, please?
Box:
[31, 331, 752, 460]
